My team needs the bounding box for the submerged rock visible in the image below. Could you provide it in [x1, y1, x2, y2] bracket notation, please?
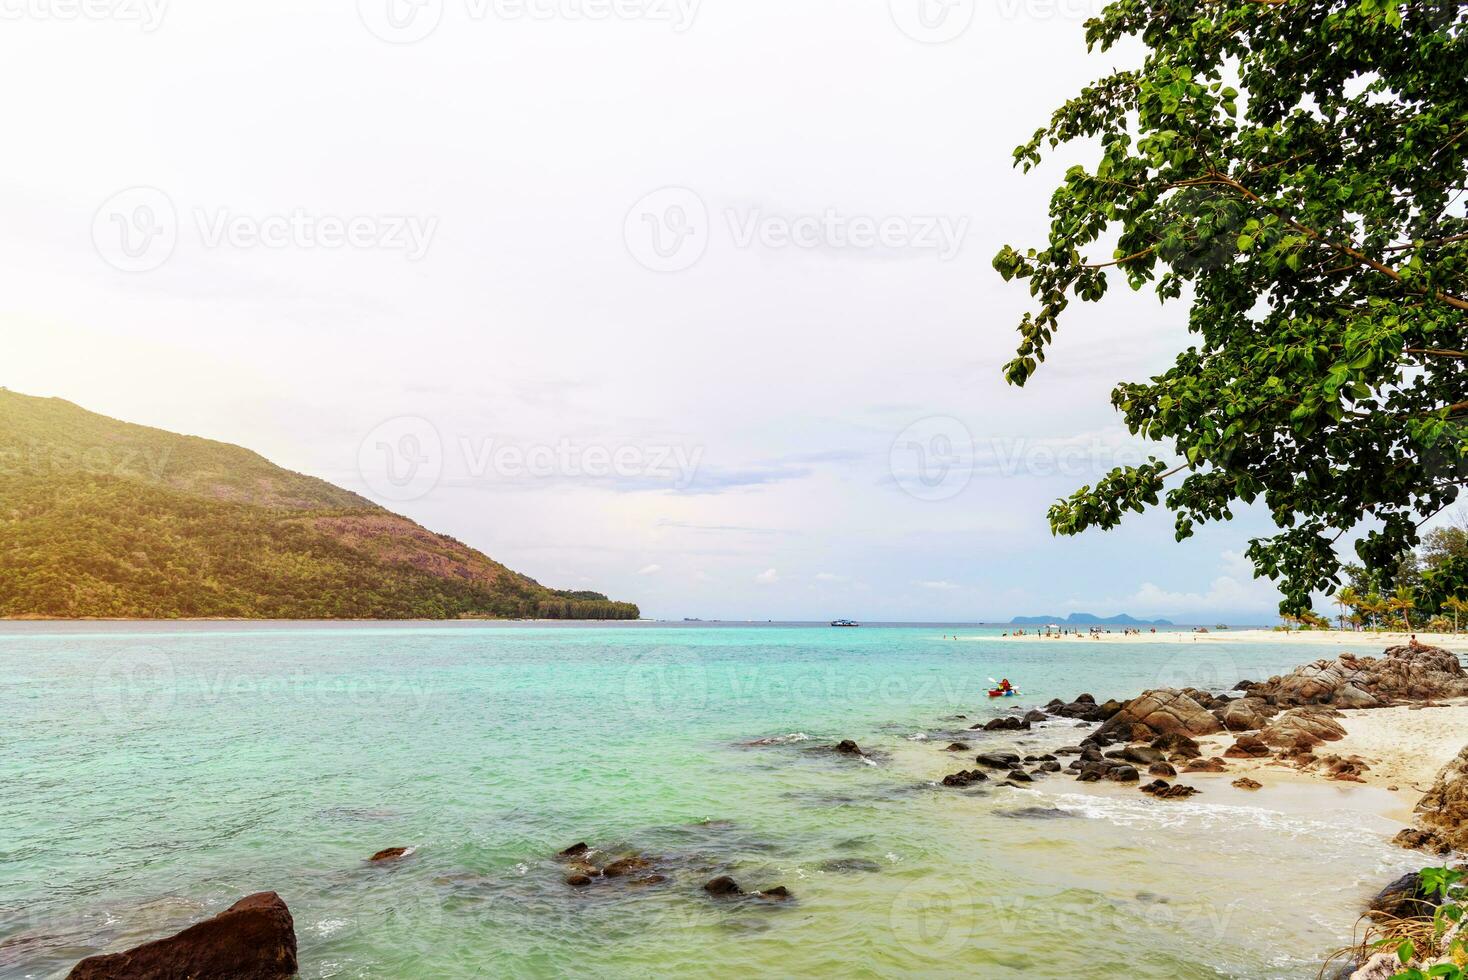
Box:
[996, 806, 1073, 820]
[981, 716, 1030, 732]
[369, 847, 411, 863]
[703, 876, 743, 896]
[834, 740, 865, 755]
[602, 857, 654, 878]
[974, 752, 1021, 770]
[943, 742, 971, 752]
[557, 843, 591, 859]
[940, 769, 989, 787]
[757, 886, 793, 900]
[1148, 762, 1177, 778]
[67, 892, 296, 980]
[1232, 777, 1263, 790]
[818, 858, 882, 874]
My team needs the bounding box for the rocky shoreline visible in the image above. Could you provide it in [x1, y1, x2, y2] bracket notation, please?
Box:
[927, 640, 1468, 978]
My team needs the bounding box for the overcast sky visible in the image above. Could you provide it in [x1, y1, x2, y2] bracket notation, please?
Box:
[1, 0, 1307, 622]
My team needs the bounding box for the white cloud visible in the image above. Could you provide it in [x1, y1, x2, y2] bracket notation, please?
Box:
[1070, 551, 1282, 620]
[755, 568, 779, 585]
[637, 564, 662, 576]
[916, 580, 961, 591]
[815, 572, 848, 583]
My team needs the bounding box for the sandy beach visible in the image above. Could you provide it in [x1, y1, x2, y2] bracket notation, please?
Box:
[1192, 700, 1468, 809]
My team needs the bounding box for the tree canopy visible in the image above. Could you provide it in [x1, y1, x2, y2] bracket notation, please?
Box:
[994, 0, 1468, 613]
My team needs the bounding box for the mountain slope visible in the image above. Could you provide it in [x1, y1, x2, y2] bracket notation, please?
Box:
[0, 390, 638, 620]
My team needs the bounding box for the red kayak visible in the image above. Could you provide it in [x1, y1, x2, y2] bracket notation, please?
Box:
[988, 688, 1019, 698]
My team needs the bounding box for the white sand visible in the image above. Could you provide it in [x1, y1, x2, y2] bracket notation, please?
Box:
[1184, 701, 1468, 821]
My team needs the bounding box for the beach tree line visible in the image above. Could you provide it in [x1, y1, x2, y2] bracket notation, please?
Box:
[996, 0, 1468, 615]
[1326, 520, 1468, 632]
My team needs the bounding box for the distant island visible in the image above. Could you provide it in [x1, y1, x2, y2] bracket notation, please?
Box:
[1009, 613, 1176, 626]
[0, 390, 638, 620]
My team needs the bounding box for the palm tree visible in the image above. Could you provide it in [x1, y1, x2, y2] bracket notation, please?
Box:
[1388, 586, 1417, 633]
[1445, 596, 1468, 634]
[1334, 587, 1361, 631]
[1363, 592, 1388, 631]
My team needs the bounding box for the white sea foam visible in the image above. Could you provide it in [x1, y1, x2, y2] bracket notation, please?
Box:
[314, 918, 348, 938]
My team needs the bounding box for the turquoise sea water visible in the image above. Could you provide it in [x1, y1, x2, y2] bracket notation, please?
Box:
[0, 623, 1423, 978]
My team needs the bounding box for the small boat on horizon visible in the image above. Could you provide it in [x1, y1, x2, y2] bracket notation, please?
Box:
[830, 619, 859, 628]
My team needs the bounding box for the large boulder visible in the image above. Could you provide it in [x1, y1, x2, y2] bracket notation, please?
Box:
[1215, 697, 1278, 732]
[1253, 643, 1468, 708]
[1258, 707, 1347, 748]
[1150, 732, 1202, 759]
[1415, 743, 1468, 851]
[68, 892, 297, 980]
[1097, 690, 1224, 739]
[1367, 872, 1440, 921]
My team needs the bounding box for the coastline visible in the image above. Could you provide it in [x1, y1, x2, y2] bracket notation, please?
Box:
[992, 627, 1468, 650]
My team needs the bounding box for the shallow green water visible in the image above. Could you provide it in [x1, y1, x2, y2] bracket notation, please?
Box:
[0, 623, 1422, 978]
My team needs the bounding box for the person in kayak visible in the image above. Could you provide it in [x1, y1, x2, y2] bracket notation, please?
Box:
[998, 678, 1014, 695]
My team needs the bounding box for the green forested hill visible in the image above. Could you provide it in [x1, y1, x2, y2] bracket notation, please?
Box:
[0, 390, 639, 620]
